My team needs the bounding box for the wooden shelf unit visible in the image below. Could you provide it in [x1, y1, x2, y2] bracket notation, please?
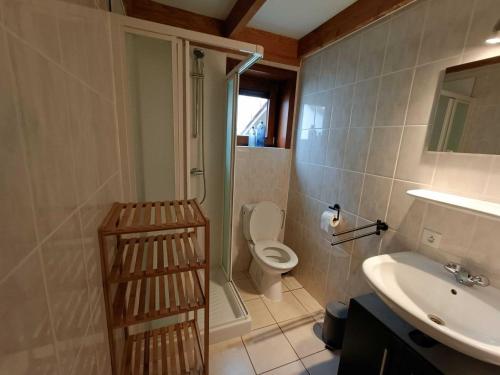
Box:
[99, 199, 210, 375]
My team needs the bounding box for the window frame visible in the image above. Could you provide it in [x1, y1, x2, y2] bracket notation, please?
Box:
[227, 58, 297, 149]
[236, 76, 278, 147]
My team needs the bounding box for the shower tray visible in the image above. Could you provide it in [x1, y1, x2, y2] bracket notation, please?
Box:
[198, 267, 251, 344]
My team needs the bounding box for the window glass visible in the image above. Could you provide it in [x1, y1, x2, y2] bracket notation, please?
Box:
[236, 94, 269, 136]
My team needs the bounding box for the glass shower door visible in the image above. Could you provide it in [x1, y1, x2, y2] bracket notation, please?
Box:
[221, 73, 239, 280]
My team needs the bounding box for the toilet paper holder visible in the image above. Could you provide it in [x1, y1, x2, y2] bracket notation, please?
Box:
[328, 202, 388, 246]
[328, 204, 341, 221]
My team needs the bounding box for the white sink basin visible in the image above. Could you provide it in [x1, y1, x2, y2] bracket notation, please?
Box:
[363, 252, 500, 366]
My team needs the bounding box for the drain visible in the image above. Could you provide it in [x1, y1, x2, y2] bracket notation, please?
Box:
[428, 314, 445, 326]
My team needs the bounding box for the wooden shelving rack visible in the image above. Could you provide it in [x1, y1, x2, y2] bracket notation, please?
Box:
[99, 199, 210, 375]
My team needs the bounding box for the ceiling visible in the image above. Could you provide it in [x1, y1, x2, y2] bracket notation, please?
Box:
[153, 0, 237, 20]
[153, 0, 357, 38]
[248, 0, 356, 39]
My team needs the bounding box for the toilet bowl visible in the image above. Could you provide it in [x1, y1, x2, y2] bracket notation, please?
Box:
[242, 202, 298, 301]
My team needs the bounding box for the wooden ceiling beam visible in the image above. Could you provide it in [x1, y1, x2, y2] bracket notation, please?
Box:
[298, 0, 415, 57]
[224, 0, 267, 37]
[122, 0, 224, 35]
[124, 0, 299, 66]
[233, 27, 299, 66]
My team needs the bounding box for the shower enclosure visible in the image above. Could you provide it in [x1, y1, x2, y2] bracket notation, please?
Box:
[110, 13, 262, 343]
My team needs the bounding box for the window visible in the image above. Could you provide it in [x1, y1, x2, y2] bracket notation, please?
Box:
[237, 94, 270, 136]
[227, 57, 297, 148]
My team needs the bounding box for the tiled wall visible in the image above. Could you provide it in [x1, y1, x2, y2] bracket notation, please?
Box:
[0, 0, 119, 374]
[285, 0, 500, 307]
[232, 147, 292, 272]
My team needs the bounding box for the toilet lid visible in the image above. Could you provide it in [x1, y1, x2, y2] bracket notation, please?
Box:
[249, 201, 282, 242]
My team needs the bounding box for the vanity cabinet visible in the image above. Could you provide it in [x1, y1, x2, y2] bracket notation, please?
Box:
[338, 294, 499, 375]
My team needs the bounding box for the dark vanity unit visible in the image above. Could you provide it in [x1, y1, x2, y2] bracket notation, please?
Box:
[338, 294, 500, 375]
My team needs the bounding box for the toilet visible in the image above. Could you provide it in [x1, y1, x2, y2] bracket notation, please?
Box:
[242, 201, 298, 301]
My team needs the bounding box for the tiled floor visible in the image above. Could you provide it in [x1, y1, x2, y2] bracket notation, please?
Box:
[210, 274, 340, 375]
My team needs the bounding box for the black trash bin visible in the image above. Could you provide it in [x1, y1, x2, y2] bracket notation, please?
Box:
[322, 301, 348, 350]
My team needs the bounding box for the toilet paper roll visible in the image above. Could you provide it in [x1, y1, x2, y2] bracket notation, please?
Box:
[320, 210, 341, 233]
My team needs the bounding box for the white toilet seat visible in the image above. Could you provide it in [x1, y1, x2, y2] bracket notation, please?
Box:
[252, 240, 298, 271]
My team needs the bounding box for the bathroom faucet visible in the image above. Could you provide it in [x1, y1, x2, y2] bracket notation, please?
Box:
[444, 263, 490, 287]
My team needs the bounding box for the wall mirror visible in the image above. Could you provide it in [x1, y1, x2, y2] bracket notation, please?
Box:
[428, 56, 500, 155]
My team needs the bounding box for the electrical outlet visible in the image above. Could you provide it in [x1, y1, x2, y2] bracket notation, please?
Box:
[421, 228, 442, 249]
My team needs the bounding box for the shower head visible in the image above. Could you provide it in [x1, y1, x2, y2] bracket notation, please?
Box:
[193, 49, 205, 59]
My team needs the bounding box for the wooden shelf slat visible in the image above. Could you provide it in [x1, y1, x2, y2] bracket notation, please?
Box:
[121, 321, 203, 375]
[112, 271, 205, 328]
[101, 199, 207, 235]
[99, 198, 210, 375]
[109, 232, 206, 283]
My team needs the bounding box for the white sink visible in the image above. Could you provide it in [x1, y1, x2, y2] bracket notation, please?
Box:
[363, 252, 500, 366]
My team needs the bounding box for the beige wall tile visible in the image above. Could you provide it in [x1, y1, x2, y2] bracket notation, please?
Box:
[335, 35, 360, 87]
[1, 0, 61, 62]
[0, 252, 59, 375]
[289, 0, 500, 304]
[9, 36, 79, 239]
[433, 153, 493, 197]
[358, 175, 392, 222]
[463, 0, 500, 61]
[325, 128, 348, 168]
[394, 126, 437, 184]
[406, 57, 460, 125]
[331, 84, 354, 128]
[418, 0, 474, 65]
[41, 214, 90, 374]
[421, 205, 476, 257]
[0, 28, 38, 276]
[386, 180, 427, 238]
[317, 44, 338, 92]
[350, 77, 379, 128]
[375, 69, 413, 126]
[357, 22, 389, 81]
[343, 127, 371, 172]
[338, 170, 363, 215]
[0, 1, 117, 374]
[383, 1, 427, 74]
[366, 126, 403, 177]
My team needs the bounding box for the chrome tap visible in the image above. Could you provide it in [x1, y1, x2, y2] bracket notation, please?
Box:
[444, 263, 490, 287]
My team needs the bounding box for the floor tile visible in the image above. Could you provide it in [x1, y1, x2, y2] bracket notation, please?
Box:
[263, 292, 309, 323]
[282, 275, 302, 290]
[235, 278, 261, 301]
[292, 288, 324, 314]
[262, 360, 308, 375]
[210, 337, 255, 375]
[279, 316, 326, 358]
[245, 298, 276, 330]
[242, 324, 298, 374]
[281, 282, 289, 292]
[301, 350, 340, 375]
